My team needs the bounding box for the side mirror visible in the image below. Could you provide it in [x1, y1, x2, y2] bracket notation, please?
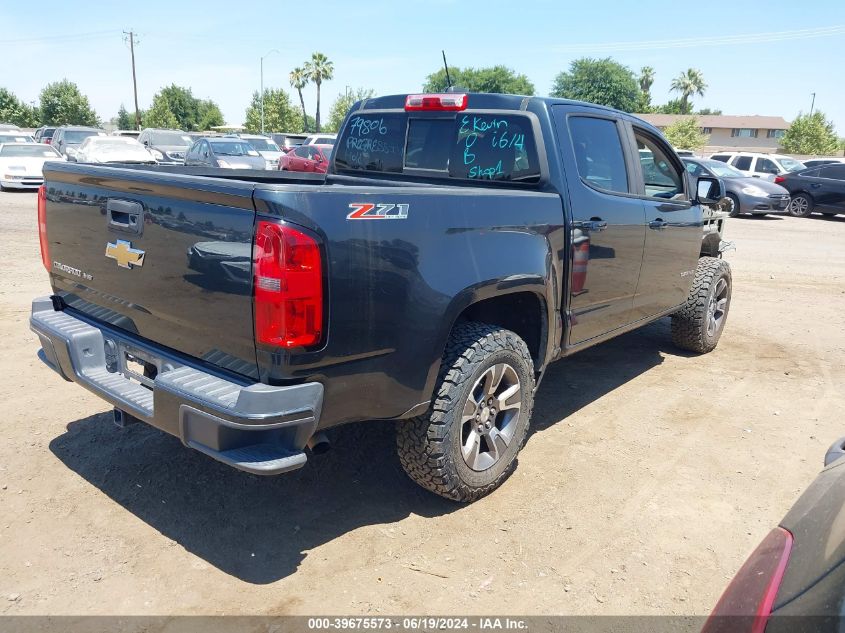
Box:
[696, 176, 724, 205]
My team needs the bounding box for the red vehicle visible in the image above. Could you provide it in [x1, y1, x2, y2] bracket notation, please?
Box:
[278, 143, 333, 173]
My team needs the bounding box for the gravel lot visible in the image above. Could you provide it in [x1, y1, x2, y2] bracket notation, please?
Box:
[1, 188, 844, 616]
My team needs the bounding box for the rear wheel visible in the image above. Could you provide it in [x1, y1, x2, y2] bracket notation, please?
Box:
[396, 322, 534, 502]
[671, 257, 732, 354]
[788, 193, 813, 217]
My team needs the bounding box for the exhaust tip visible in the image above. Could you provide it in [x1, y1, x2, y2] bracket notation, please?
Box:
[306, 431, 331, 455]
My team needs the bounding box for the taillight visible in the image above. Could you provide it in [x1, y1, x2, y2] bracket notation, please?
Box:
[37, 185, 50, 271]
[773, 175, 786, 184]
[405, 93, 468, 111]
[701, 527, 793, 633]
[253, 220, 323, 348]
[44, 138, 51, 145]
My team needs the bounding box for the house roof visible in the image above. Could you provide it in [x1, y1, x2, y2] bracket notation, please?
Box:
[635, 113, 790, 130]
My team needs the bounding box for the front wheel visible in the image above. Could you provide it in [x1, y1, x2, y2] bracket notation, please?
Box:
[725, 193, 741, 217]
[788, 193, 814, 217]
[671, 257, 732, 354]
[396, 322, 535, 502]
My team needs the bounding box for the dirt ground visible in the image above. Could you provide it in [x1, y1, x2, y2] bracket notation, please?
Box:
[1, 188, 844, 616]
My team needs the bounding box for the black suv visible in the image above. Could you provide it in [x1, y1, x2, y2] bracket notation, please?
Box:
[51, 126, 105, 157]
[137, 128, 193, 165]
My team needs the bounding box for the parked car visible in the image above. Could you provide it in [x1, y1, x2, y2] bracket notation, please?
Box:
[33, 126, 56, 145]
[270, 132, 308, 151]
[0, 123, 22, 132]
[184, 137, 267, 169]
[0, 132, 36, 144]
[702, 438, 845, 633]
[303, 133, 337, 146]
[71, 136, 156, 164]
[278, 143, 332, 173]
[683, 157, 790, 217]
[51, 126, 106, 157]
[137, 128, 193, 165]
[0, 142, 64, 190]
[775, 163, 845, 217]
[32, 91, 730, 501]
[801, 157, 845, 169]
[238, 134, 284, 169]
[111, 130, 141, 139]
[709, 152, 805, 182]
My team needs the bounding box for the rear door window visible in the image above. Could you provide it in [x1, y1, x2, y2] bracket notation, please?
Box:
[334, 112, 540, 182]
[820, 165, 845, 180]
[734, 156, 752, 171]
[567, 116, 629, 194]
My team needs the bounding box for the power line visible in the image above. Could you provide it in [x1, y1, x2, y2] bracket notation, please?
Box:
[551, 25, 845, 53]
[0, 30, 120, 44]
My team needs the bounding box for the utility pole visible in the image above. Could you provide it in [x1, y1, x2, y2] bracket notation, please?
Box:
[810, 92, 816, 116]
[124, 30, 141, 130]
[260, 49, 281, 135]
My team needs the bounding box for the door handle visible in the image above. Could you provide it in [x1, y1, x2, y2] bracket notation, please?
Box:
[649, 219, 668, 230]
[811, 183, 821, 188]
[107, 199, 143, 236]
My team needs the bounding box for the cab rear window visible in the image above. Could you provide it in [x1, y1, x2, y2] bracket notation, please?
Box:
[334, 112, 540, 183]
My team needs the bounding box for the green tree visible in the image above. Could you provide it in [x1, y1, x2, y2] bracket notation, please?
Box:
[304, 52, 334, 132]
[289, 66, 310, 133]
[243, 88, 300, 133]
[656, 98, 687, 114]
[155, 85, 199, 130]
[0, 87, 38, 126]
[324, 88, 376, 133]
[670, 68, 707, 115]
[697, 107, 722, 115]
[551, 58, 640, 112]
[781, 111, 839, 155]
[423, 65, 535, 95]
[143, 95, 179, 128]
[639, 66, 655, 97]
[196, 99, 224, 131]
[116, 104, 133, 130]
[663, 117, 709, 150]
[39, 80, 98, 126]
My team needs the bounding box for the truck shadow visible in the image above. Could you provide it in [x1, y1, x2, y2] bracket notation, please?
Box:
[49, 317, 679, 584]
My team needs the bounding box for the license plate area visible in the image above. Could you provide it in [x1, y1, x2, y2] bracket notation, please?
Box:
[117, 344, 159, 389]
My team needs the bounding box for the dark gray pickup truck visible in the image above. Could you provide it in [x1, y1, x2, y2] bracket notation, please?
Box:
[31, 92, 731, 502]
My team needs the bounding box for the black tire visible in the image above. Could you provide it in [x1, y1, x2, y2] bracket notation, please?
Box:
[396, 321, 535, 502]
[725, 193, 741, 217]
[671, 257, 732, 354]
[789, 193, 814, 217]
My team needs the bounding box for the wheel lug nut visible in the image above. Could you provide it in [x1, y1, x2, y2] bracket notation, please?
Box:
[477, 425, 484, 433]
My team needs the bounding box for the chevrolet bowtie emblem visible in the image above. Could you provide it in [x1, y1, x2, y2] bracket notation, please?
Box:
[105, 240, 145, 269]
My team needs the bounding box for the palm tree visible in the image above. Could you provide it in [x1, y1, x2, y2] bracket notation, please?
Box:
[289, 67, 309, 133]
[304, 52, 334, 132]
[639, 66, 655, 97]
[670, 68, 707, 114]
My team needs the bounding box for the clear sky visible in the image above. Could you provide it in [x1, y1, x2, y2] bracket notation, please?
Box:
[2, 0, 844, 133]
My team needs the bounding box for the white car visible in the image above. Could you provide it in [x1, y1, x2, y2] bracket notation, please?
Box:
[304, 133, 337, 146]
[0, 132, 35, 144]
[0, 143, 65, 190]
[71, 136, 156, 164]
[238, 134, 284, 169]
[709, 151, 805, 182]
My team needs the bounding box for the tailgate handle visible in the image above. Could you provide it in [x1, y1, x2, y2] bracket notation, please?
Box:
[107, 199, 143, 235]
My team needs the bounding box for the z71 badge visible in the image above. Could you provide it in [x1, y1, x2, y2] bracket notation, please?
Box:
[347, 203, 409, 220]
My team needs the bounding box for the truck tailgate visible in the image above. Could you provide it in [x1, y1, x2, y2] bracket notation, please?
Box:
[43, 163, 259, 379]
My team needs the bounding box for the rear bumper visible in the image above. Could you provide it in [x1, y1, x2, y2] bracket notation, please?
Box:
[30, 297, 322, 475]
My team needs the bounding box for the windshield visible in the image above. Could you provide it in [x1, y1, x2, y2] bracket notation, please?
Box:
[150, 131, 192, 147]
[245, 138, 280, 152]
[0, 145, 61, 158]
[700, 159, 745, 178]
[64, 130, 104, 143]
[779, 158, 806, 173]
[0, 134, 34, 143]
[209, 141, 259, 156]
